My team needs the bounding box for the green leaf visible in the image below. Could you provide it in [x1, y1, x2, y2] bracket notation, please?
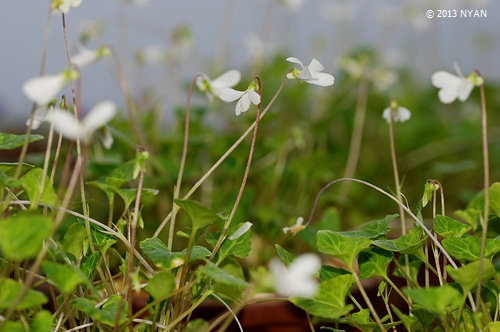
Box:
[0, 162, 34, 177]
[31, 310, 53, 332]
[319, 265, 350, 281]
[454, 191, 483, 231]
[91, 226, 117, 255]
[422, 182, 439, 208]
[291, 275, 354, 319]
[446, 260, 496, 293]
[345, 309, 400, 331]
[351, 309, 370, 324]
[0, 132, 43, 150]
[411, 305, 434, 328]
[340, 214, 396, 239]
[175, 199, 224, 231]
[433, 215, 472, 238]
[275, 244, 295, 265]
[486, 322, 500, 332]
[0, 278, 47, 309]
[41, 261, 84, 293]
[140, 238, 210, 270]
[87, 179, 115, 202]
[114, 187, 158, 212]
[210, 222, 252, 264]
[391, 304, 418, 331]
[94, 295, 128, 327]
[105, 160, 136, 189]
[186, 319, 209, 332]
[443, 236, 500, 261]
[210, 258, 247, 301]
[145, 271, 175, 300]
[0, 211, 52, 261]
[317, 230, 371, 270]
[404, 285, 461, 314]
[81, 252, 99, 280]
[489, 183, 500, 218]
[373, 227, 427, 258]
[71, 297, 98, 316]
[358, 247, 393, 279]
[0, 169, 18, 187]
[20, 168, 57, 205]
[198, 261, 249, 289]
[63, 223, 89, 261]
[0, 321, 24, 332]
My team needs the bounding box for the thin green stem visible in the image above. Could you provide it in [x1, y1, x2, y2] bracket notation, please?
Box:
[210, 76, 262, 260]
[383, 275, 411, 305]
[162, 291, 211, 331]
[475, 79, 489, 309]
[153, 74, 289, 238]
[352, 272, 386, 332]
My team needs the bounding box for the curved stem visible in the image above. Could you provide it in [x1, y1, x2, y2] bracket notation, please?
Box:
[153, 74, 289, 238]
[304, 177, 459, 270]
[167, 74, 202, 250]
[210, 76, 262, 260]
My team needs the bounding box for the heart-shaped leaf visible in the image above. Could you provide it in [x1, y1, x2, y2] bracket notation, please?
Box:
[446, 259, 496, 294]
[63, 222, 89, 261]
[291, 274, 354, 319]
[373, 227, 427, 259]
[405, 285, 461, 314]
[140, 238, 210, 270]
[175, 199, 224, 231]
[341, 214, 396, 239]
[41, 261, 84, 293]
[0, 211, 52, 261]
[442, 236, 500, 261]
[20, 168, 58, 205]
[433, 215, 471, 238]
[31, 310, 53, 332]
[319, 265, 350, 281]
[197, 260, 249, 289]
[0, 132, 43, 150]
[358, 247, 393, 279]
[145, 271, 175, 300]
[0, 278, 47, 309]
[317, 230, 372, 271]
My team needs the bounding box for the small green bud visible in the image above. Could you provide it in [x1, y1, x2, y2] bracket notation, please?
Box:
[62, 68, 79, 82]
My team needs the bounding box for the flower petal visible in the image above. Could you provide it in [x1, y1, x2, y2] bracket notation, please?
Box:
[396, 107, 411, 122]
[382, 107, 391, 123]
[82, 101, 117, 136]
[286, 57, 304, 70]
[71, 47, 98, 68]
[44, 109, 84, 140]
[211, 70, 241, 90]
[457, 81, 474, 102]
[235, 92, 251, 116]
[220, 88, 245, 102]
[438, 88, 458, 104]
[26, 108, 48, 130]
[22, 74, 66, 105]
[247, 90, 261, 105]
[307, 58, 325, 73]
[101, 127, 113, 149]
[308, 72, 335, 87]
[431, 71, 462, 89]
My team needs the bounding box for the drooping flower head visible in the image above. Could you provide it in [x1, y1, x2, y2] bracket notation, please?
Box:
[37, 101, 116, 142]
[196, 70, 241, 101]
[382, 99, 411, 124]
[220, 81, 260, 116]
[51, 0, 82, 14]
[22, 68, 78, 106]
[269, 253, 321, 298]
[283, 217, 306, 235]
[286, 57, 334, 87]
[71, 45, 110, 68]
[431, 63, 483, 104]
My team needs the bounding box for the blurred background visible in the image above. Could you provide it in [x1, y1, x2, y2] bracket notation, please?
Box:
[1, 0, 499, 257]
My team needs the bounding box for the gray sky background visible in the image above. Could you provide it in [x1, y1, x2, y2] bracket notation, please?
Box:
[0, 0, 498, 127]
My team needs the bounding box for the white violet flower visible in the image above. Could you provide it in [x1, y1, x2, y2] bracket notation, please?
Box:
[43, 101, 117, 142]
[269, 253, 321, 298]
[283, 217, 306, 235]
[22, 69, 78, 106]
[431, 63, 483, 104]
[220, 81, 260, 116]
[196, 70, 241, 101]
[51, 0, 82, 14]
[71, 45, 110, 68]
[382, 100, 411, 123]
[286, 57, 334, 87]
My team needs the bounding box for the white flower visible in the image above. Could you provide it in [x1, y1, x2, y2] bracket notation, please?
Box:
[286, 57, 334, 87]
[382, 106, 411, 123]
[26, 108, 50, 130]
[43, 101, 117, 142]
[196, 70, 241, 101]
[431, 64, 483, 104]
[22, 69, 78, 105]
[269, 253, 321, 298]
[51, 0, 82, 14]
[220, 82, 261, 116]
[283, 217, 306, 235]
[280, 0, 306, 11]
[71, 45, 110, 68]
